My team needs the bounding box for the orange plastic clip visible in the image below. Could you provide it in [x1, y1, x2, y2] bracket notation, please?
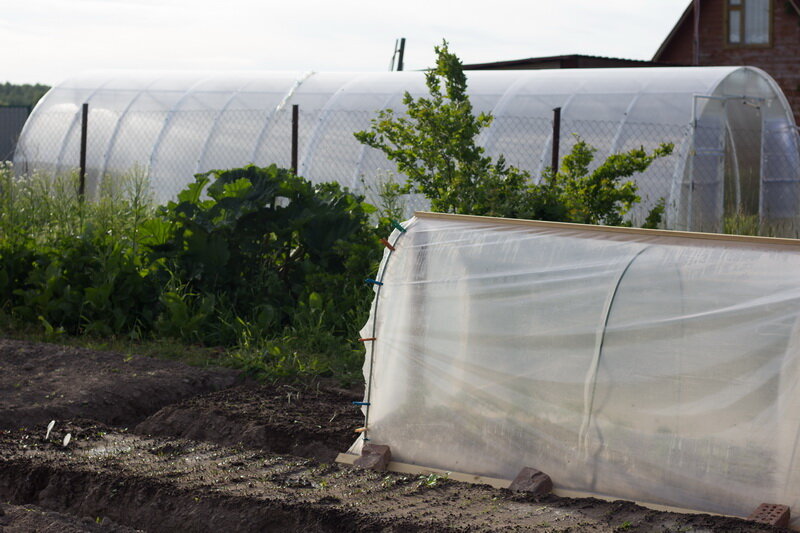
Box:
[354, 427, 367, 433]
[359, 337, 376, 342]
[380, 238, 396, 251]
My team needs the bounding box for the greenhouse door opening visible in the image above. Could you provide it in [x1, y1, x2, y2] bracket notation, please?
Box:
[687, 95, 767, 234]
[724, 97, 763, 223]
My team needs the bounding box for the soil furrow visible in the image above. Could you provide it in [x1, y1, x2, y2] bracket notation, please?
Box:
[134, 382, 363, 462]
[0, 340, 785, 531]
[0, 424, 778, 532]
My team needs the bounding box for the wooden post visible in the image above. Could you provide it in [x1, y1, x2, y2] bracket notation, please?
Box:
[79, 102, 88, 198]
[551, 107, 561, 172]
[291, 104, 299, 175]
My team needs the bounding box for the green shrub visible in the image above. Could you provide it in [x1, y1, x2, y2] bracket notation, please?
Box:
[145, 164, 380, 349]
[0, 166, 160, 335]
[355, 41, 673, 226]
[8, 231, 160, 335]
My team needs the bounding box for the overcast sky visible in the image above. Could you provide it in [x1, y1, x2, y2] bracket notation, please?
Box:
[1, 0, 690, 85]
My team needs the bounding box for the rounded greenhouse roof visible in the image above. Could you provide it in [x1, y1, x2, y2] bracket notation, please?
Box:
[14, 67, 800, 231]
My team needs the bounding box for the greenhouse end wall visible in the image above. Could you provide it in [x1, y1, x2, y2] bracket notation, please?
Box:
[353, 212, 800, 525]
[12, 67, 800, 235]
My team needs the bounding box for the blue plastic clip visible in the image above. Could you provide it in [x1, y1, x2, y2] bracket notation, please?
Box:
[364, 278, 383, 286]
[390, 219, 407, 233]
[363, 437, 371, 442]
[352, 401, 371, 406]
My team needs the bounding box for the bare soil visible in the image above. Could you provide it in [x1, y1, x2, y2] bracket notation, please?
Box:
[0, 502, 142, 532]
[0, 339, 239, 429]
[135, 382, 363, 462]
[0, 338, 786, 532]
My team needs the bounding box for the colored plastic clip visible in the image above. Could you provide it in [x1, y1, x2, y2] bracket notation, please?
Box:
[355, 427, 367, 433]
[352, 401, 371, 406]
[358, 337, 376, 342]
[390, 219, 407, 233]
[380, 238, 396, 251]
[364, 278, 383, 286]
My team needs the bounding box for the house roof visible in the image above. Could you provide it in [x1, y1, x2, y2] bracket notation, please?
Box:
[462, 54, 671, 70]
[653, 1, 693, 62]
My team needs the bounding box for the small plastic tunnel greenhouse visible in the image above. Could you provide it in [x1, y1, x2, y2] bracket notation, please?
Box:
[350, 212, 800, 524]
[13, 66, 800, 234]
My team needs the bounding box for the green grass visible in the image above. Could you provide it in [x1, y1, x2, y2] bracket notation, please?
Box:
[723, 210, 761, 236]
[0, 310, 363, 385]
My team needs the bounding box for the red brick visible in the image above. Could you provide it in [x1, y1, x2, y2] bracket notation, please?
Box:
[353, 443, 391, 472]
[747, 503, 790, 528]
[508, 467, 553, 496]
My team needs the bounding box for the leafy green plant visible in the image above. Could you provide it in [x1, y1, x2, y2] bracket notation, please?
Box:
[9, 229, 160, 335]
[0, 163, 382, 383]
[147, 164, 380, 345]
[417, 472, 449, 488]
[642, 198, 666, 229]
[0, 166, 160, 336]
[536, 139, 673, 226]
[359, 171, 408, 229]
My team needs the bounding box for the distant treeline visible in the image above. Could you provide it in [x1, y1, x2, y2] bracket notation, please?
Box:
[0, 82, 50, 108]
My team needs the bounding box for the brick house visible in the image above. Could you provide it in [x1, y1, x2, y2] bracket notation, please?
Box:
[654, 0, 800, 123]
[463, 2, 800, 124]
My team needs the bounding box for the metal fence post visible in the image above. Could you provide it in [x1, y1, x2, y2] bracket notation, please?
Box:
[551, 107, 561, 171]
[291, 104, 299, 175]
[79, 103, 88, 198]
[397, 38, 406, 72]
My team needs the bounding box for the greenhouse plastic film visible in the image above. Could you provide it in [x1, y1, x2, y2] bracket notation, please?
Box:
[352, 213, 800, 524]
[16, 67, 800, 234]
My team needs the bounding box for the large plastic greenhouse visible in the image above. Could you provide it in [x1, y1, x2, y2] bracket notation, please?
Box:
[348, 211, 800, 524]
[14, 66, 800, 234]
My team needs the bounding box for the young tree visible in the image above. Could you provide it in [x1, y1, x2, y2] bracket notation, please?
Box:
[354, 41, 531, 218]
[355, 40, 673, 226]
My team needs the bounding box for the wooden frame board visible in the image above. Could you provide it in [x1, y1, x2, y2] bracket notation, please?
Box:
[414, 211, 800, 249]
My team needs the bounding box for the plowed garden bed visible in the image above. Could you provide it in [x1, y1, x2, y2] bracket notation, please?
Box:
[0, 338, 784, 532]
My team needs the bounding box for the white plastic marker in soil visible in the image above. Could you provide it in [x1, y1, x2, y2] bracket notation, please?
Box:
[62, 433, 71, 447]
[45, 420, 55, 440]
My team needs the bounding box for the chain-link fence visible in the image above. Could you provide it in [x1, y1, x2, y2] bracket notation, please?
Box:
[13, 103, 800, 236]
[0, 106, 30, 162]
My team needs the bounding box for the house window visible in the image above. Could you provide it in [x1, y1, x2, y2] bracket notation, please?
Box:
[728, 0, 772, 45]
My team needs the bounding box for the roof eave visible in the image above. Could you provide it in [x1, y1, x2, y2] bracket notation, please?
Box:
[653, 1, 694, 62]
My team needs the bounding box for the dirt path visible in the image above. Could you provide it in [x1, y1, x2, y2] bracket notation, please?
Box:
[0, 339, 785, 532]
